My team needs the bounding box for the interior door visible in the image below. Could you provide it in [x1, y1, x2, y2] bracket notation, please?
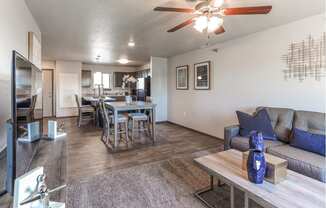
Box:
[42, 70, 53, 117]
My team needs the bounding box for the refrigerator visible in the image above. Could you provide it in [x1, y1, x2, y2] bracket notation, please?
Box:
[137, 76, 151, 101]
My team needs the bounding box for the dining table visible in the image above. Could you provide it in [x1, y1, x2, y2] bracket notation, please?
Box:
[83, 96, 116, 105]
[82, 96, 117, 127]
[105, 101, 157, 150]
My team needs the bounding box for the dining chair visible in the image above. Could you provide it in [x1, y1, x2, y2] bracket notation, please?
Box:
[75, 94, 96, 127]
[99, 100, 129, 148]
[99, 101, 111, 145]
[145, 96, 153, 123]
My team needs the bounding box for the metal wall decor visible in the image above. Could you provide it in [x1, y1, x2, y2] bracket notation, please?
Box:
[282, 32, 326, 81]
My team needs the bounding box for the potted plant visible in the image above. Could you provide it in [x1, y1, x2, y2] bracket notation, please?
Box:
[122, 74, 137, 104]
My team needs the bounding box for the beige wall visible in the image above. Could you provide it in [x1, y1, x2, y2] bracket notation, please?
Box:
[82, 63, 136, 73]
[42, 60, 56, 69]
[151, 57, 168, 122]
[55, 61, 82, 117]
[0, 0, 41, 151]
[167, 14, 326, 139]
[41, 62, 137, 117]
[136, 63, 150, 71]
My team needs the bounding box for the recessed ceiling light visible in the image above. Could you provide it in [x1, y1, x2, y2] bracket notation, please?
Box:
[128, 41, 135, 47]
[118, 58, 129, 64]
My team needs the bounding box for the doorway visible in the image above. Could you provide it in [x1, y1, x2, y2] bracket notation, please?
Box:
[42, 69, 54, 117]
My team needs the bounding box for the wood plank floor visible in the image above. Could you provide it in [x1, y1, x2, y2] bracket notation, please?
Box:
[66, 119, 223, 183]
[0, 118, 223, 207]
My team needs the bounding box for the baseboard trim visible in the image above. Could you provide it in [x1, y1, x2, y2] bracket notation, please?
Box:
[166, 121, 223, 141]
[156, 120, 169, 124]
[55, 116, 78, 119]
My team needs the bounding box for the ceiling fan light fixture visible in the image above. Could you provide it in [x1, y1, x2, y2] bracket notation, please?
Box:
[207, 16, 223, 32]
[213, 0, 224, 8]
[128, 41, 135, 47]
[118, 58, 129, 64]
[194, 16, 208, 32]
[194, 24, 204, 33]
[153, 3, 272, 35]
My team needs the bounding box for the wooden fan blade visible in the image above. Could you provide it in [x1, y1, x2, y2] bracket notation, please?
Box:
[215, 26, 225, 35]
[154, 7, 194, 13]
[223, 6, 272, 15]
[168, 18, 194, 32]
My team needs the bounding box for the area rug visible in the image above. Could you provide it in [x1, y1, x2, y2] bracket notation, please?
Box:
[66, 153, 261, 208]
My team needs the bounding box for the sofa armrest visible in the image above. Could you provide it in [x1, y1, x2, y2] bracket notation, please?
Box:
[224, 125, 240, 150]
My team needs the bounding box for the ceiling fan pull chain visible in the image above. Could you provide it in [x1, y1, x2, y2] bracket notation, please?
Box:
[206, 34, 211, 47]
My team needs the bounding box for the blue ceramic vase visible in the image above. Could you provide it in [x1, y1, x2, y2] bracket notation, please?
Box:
[249, 131, 264, 152]
[247, 150, 266, 184]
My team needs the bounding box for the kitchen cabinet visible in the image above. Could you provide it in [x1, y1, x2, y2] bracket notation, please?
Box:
[114, 72, 124, 87]
[81, 70, 92, 88]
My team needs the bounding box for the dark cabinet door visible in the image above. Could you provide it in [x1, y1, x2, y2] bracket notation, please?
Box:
[144, 77, 151, 96]
[81, 70, 92, 88]
[114, 72, 124, 87]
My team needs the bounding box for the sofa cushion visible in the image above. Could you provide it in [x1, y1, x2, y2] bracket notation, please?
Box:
[293, 111, 325, 135]
[236, 109, 276, 140]
[291, 128, 325, 156]
[256, 107, 295, 143]
[230, 136, 284, 152]
[267, 145, 326, 183]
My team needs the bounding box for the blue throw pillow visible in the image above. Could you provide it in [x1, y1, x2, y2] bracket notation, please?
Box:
[236, 109, 276, 140]
[291, 128, 326, 156]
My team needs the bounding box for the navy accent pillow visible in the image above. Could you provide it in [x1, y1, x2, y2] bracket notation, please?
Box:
[236, 109, 277, 140]
[291, 128, 326, 156]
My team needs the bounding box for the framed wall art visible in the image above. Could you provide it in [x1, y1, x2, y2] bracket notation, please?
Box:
[194, 61, 210, 90]
[176, 65, 189, 90]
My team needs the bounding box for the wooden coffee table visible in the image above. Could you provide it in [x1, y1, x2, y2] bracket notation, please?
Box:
[194, 149, 326, 208]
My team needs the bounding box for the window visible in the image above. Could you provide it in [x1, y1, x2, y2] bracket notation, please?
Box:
[93, 72, 102, 86]
[102, 73, 111, 89]
[93, 72, 112, 89]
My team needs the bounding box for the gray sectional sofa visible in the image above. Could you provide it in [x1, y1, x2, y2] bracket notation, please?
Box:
[224, 107, 326, 183]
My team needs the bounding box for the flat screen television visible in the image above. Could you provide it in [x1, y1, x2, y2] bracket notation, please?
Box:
[14, 52, 43, 138]
[4, 51, 43, 195]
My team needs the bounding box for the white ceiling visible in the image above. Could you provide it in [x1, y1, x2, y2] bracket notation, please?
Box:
[25, 0, 325, 66]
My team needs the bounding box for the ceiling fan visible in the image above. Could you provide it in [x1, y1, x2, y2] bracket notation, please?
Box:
[153, 0, 272, 34]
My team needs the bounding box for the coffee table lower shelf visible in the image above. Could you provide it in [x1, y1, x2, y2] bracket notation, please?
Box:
[194, 175, 216, 208]
[194, 175, 251, 208]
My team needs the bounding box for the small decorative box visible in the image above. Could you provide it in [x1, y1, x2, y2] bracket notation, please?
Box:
[243, 151, 288, 184]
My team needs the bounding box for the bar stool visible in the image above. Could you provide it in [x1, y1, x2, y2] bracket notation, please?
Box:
[129, 112, 150, 142]
[109, 114, 129, 146]
[99, 101, 129, 148]
[145, 96, 153, 123]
